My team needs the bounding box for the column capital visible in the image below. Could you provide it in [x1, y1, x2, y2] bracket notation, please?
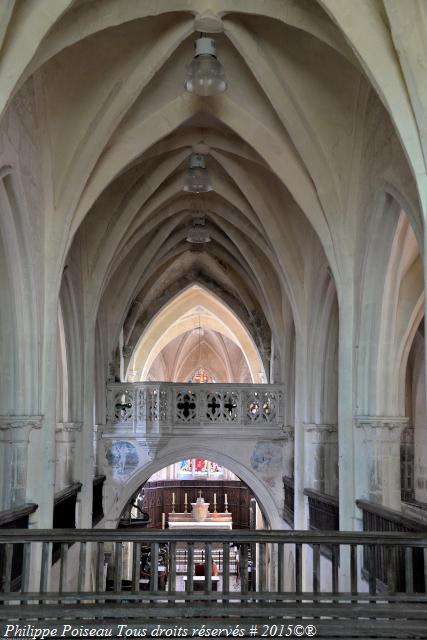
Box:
[355, 415, 409, 430]
[355, 416, 409, 447]
[281, 425, 294, 442]
[56, 421, 82, 433]
[303, 423, 338, 433]
[0, 415, 43, 430]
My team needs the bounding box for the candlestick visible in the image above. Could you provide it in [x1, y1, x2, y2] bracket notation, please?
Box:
[161, 512, 165, 529]
[184, 492, 188, 513]
[172, 492, 175, 513]
[224, 493, 228, 513]
[213, 492, 217, 513]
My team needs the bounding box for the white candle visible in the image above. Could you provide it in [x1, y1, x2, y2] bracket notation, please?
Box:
[161, 513, 165, 529]
[224, 493, 228, 505]
[172, 492, 175, 505]
[185, 492, 188, 503]
[213, 493, 217, 505]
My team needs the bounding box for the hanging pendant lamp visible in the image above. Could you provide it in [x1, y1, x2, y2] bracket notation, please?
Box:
[183, 154, 213, 193]
[186, 216, 211, 244]
[185, 37, 227, 96]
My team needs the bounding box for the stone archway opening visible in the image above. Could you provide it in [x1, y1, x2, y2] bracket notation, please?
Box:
[112, 455, 272, 594]
[126, 284, 267, 384]
[108, 442, 284, 531]
[119, 457, 267, 532]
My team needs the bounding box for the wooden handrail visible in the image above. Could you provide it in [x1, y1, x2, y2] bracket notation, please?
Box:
[304, 487, 339, 506]
[0, 529, 426, 631]
[357, 499, 427, 593]
[0, 504, 37, 527]
[54, 482, 82, 506]
[356, 499, 427, 531]
[0, 528, 426, 545]
[283, 476, 294, 526]
[305, 488, 339, 534]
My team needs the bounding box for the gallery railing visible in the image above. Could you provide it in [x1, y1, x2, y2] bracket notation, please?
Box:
[92, 475, 106, 526]
[305, 488, 339, 531]
[105, 382, 285, 437]
[0, 529, 427, 637]
[357, 499, 427, 593]
[0, 504, 37, 591]
[283, 476, 294, 525]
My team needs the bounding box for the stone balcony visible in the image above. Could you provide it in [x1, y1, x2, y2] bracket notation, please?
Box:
[104, 382, 285, 442]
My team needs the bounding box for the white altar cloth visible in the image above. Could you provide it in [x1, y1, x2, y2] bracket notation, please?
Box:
[168, 520, 232, 529]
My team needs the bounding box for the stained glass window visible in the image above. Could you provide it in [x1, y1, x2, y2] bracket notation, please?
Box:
[190, 368, 215, 383]
[178, 458, 223, 477]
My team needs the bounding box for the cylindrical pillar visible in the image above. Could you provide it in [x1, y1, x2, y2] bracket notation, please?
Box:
[55, 422, 81, 492]
[0, 416, 42, 508]
[303, 424, 338, 495]
[355, 416, 408, 510]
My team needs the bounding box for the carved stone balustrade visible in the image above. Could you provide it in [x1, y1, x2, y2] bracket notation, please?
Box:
[104, 383, 285, 443]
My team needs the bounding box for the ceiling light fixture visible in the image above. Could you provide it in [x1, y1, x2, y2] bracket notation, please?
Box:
[185, 36, 227, 96]
[186, 216, 211, 244]
[183, 154, 213, 193]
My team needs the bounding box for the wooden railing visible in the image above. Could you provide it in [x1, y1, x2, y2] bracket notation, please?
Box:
[0, 504, 37, 591]
[92, 475, 105, 526]
[283, 476, 294, 525]
[402, 499, 427, 523]
[52, 482, 82, 563]
[357, 499, 427, 593]
[0, 529, 426, 637]
[305, 488, 339, 531]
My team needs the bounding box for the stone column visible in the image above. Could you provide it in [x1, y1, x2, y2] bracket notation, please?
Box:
[293, 330, 306, 530]
[0, 416, 42, 509]
[55, 422, 82, 492]
[282, 426, 295, 478]
[355, 416, 409, 510]
[303, 424, 338, 495]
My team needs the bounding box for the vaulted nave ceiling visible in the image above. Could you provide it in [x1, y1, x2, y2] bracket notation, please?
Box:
[1, 0, 424, 387]
[126, 285, 265, 383]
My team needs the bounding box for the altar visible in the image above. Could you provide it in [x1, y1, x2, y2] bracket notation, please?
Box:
[167, 492, 233, 529]
[168, 512, 232, 529]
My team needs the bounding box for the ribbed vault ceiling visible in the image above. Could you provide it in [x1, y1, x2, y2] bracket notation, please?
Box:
[3, 0, 420, 378]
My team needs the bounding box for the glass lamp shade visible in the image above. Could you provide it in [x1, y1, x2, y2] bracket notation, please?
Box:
[183, 166, 213, 193]
[183, 154, 213, 193]
[186, 217, 211, 243]
[185, 37, 227, 97]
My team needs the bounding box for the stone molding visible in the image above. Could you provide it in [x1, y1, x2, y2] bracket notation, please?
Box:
[0, 415, 43, 430]
[281, 425, 295, 442]
[0, 416, 43, 506]
[355, 415, 409, 430]
[355, 416, 409, 445]
[56, 421, 83, 433]
[303, 423, 337, 433]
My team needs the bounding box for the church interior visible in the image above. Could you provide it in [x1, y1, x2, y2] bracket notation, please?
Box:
[0, 0, 427, 636]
